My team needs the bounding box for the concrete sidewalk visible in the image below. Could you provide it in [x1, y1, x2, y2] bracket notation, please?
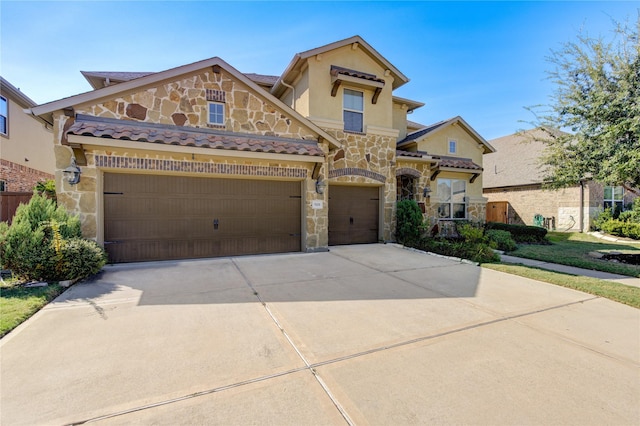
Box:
[1, 244, 638, 425]
[501, 254, 640, 288]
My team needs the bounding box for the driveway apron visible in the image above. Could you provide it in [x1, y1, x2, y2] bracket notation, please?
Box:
[1, 244, 638, 425]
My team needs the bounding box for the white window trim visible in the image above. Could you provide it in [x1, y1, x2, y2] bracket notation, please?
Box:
[207, 102, 225, 126]
[0, 96, 8, 136]
[343, 88, 364, 133]
[448, 139, 457, 154]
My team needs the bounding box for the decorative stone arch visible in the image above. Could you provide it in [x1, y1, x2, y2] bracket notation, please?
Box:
[395, 167, 421, 178]
[328, 167, 386, 183]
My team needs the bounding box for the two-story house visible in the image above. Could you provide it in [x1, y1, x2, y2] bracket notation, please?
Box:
[28, 36, 494, 263]
[0, 77, 54, 192]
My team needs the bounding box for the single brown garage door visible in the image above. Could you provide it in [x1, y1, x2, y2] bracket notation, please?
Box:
[104, 173, 301, 262]
[328, 185, 379, 245]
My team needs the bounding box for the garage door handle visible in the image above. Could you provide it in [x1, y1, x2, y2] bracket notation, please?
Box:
[350, 217, 354, 225]
[213, 219, 219, 230]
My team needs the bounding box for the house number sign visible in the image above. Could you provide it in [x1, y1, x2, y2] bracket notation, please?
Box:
[311, 200, 323, 209]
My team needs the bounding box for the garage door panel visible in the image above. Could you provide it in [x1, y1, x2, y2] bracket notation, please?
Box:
[104, 174, 301, 262]
[328, 185, 379, 246]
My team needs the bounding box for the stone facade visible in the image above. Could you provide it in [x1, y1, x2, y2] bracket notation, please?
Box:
[52, 68, 328, 250]
[81, 70, 317, 141]
[326, 129, 397, 241]
[0, 159, 54, 192]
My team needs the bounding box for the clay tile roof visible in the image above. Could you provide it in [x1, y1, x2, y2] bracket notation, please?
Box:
[67, 114, 324, 157]
[433, 155, 482, 171]
[396, 149, 424, 158]
[330, 65, 385, 84]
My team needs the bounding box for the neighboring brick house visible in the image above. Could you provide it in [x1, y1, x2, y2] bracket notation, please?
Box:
[0, 77, 54, 192]
[483, 129, 638, 231]
[29, 36, 494, 262]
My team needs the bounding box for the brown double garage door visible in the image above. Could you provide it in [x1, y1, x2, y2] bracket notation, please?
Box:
[104, 174, 380, 262]
[104, 173, 302, 263]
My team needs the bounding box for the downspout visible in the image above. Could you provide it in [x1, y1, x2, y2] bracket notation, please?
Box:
[579, 180, 584, 233]
[281, 81, 295, 110]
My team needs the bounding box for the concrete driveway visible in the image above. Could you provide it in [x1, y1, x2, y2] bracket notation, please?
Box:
[1, 244, 638, 425]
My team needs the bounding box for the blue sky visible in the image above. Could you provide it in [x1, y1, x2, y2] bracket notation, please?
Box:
[1, 1, 636, 140]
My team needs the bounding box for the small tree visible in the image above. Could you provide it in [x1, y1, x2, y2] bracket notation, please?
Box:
[530, 17, 640, 195]
[395, 199, 425, 245]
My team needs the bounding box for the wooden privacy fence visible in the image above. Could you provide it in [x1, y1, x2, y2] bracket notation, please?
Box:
[0, 192, 33, 224]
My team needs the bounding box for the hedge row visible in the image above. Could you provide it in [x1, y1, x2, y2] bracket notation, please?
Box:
[485, 222, 548, 243]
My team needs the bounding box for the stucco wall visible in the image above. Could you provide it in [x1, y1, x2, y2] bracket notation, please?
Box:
[0, 94, 54, 190]
[304, 45, 395, 131]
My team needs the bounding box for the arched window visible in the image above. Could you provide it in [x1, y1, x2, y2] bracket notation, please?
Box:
[397, 175, 416, 201]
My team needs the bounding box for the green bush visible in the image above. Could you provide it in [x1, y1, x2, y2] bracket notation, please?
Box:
[617, 198, 640, 223]
[414, 237, 499, 264]
[600, 220, 640, 240]
[0, 194, 107, 281]
[58, 238, 107, 280]
[485, 229, 517, 252]
[485, 222, 548, 243]
[457, 222, 484, 244]
[396, 199, 425, 245]
[592, 208, 613, 230]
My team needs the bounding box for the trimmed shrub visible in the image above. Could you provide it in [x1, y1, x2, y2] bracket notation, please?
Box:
[0, 194, 107, 281]
[396, 199, 425, 245]
[457, 222, 484, 244]
[415, 237, 500, 264]
[485, 222, 548, 243]
[485, 229, 517, 252]
[57, 238, 107, 281]
[600, 220, 640, 240]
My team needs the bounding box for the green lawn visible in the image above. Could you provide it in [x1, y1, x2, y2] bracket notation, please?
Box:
[507, 232, 640, 277]
[0, 279, 64, 338]
[483, 263, 640, 309]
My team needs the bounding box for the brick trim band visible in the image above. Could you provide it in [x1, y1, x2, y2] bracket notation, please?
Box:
[396, 167, 421, 178]
[328, 167, 386, 183]
[94, 155, 308, 178]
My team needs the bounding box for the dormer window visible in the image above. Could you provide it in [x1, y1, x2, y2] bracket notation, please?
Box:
[343, 89, 363, 133]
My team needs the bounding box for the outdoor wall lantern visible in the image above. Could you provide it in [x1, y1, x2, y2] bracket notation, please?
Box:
[315, 176, 326, 194]
[423, 186, 432, 198]
[63, 157, 82, 185]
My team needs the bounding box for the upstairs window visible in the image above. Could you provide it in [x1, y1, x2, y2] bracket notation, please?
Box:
[448, 139, 457, 154]
[436, 178, 466, 219]
[208, 102, 225, 126]
[0, 96, 7, 136]
[604, 186, 624, 213]
[343, 89, 363, 133]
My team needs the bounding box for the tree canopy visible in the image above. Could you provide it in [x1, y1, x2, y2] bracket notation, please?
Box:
[532, 17, 640, 195]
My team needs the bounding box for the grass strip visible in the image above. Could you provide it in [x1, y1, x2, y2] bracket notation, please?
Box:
[0, 282, 64, 338]
[483, 263, 640, 309]
[508, 232, 640, 278]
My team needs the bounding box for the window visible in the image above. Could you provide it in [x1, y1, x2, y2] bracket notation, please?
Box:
[436, 178, 466, 219]
[208, 102, 224, 126]
[448, 140, 457, 154]
[343, 89, 363, 133]
[0, 96, 7, 136]
[604, 186, 624, 213]
[397, 175, 416, 201]
[0, 180, 5, 192]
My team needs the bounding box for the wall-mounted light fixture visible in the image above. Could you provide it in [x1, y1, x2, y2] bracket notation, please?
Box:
[315, 176, 326, 194]
[63, 157, 82, 185]
[423, 186, 432, 198]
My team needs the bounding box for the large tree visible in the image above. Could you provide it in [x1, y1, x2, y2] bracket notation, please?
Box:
[532, 17, 640, 195]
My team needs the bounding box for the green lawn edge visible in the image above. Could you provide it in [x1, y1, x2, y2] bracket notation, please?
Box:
[483, 263, 640, 309]
[505, 232, 640, 278]
[0, 283, 65, 338]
